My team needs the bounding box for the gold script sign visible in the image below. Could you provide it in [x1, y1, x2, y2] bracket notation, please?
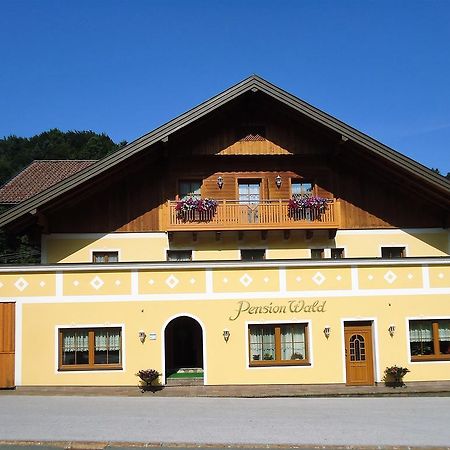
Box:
[229, 300, 327, 321]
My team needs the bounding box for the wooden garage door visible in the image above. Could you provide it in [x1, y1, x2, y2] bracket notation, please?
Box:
[0, 302, 15, 388]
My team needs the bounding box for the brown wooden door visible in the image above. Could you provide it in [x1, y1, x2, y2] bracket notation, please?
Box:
[344, 322, 374, 386]
[0, 302, 15, 388]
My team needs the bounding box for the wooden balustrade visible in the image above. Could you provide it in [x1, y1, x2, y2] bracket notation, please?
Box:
[166, 199, 340, 231]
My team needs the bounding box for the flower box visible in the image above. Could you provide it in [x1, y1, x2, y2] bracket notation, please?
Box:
[175, 197, 218, 221]
[288, 195, 329, 220]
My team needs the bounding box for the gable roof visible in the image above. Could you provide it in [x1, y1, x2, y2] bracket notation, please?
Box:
[0, 160, 96, 204]
[0, 75, 449, 228]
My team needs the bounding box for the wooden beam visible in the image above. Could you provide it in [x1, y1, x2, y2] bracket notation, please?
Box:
[305, 230, 313, 240]
[238, 231, 244, 241]
[168, 232, 174, 242]
[192, 232, 197, 242]
[261, 230, 267, 240]
[215, 231, 221, 241]
[328, 229, 337, 239]
[283, 230, 290, 240]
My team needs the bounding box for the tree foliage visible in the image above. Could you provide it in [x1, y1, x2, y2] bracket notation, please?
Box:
[0, 129, 126, 184]
[0, 129, 126, 263]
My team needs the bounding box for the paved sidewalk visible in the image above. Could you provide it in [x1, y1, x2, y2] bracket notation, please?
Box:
[2, 380, 450, 397]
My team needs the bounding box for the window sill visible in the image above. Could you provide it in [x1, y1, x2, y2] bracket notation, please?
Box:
[411, 356, 450, 362]
[58, 365, 123, 371]
[249, 360, 311, 367]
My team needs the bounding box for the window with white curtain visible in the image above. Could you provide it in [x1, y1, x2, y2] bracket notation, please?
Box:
[59, 327, 122, 370]
[249, 323, 309, 366]
[409, 319, 450, 360]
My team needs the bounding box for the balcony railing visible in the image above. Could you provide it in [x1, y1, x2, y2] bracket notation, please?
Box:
[166, 199, 340, 231]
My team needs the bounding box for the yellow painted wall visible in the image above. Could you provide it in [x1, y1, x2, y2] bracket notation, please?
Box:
[44, 229, 449, 264]
[19, 292, 450, 386]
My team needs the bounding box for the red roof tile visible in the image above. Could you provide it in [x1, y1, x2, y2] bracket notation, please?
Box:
[0, 160, 97, 204]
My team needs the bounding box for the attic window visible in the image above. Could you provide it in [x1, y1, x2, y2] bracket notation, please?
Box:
[237, 125, 266, 141]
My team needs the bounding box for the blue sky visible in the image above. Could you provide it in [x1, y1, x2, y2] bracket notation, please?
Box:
[1, 1, 449, 174]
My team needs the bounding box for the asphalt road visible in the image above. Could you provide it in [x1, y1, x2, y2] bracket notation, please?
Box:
[0, 396, 449, 447]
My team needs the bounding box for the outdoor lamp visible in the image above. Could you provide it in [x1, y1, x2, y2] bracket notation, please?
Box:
[275, 175, 282, 188]
[323, 326, 331, 339]
[138, 330, 146, 343]
[388, 324, 396, 337]
[217, 176, 224, 189]
[223, 329, 230, 343]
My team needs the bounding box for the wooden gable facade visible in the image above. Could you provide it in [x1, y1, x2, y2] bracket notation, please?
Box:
[2, 78, 448, 238]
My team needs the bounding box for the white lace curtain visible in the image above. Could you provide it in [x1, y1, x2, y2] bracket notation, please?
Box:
[63, 331, 88, 352]
[249, 327, 275, 360]
[281, 325, 305, 360]
[410, 321, 450, 342]
[95, 330, 120, 351]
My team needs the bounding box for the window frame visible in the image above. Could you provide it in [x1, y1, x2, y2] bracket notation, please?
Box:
[408, 318, 450, 362]
[178, 179, 202, 199]
[58, 326, 123, 371]
[381, 246, 406, 259]
[247, 321, 311, 367]
[167, 249, 193, 262]
[92, 251, 119, 263]
[240, 249, 266, 261]
[290, 179, 314, 198]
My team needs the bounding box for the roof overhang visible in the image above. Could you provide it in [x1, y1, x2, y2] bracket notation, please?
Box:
[0, 75, 449, 229]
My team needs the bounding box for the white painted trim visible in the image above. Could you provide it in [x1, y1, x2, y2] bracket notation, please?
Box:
[422, 265, 430, 289]
[4, 286, 450, 305]
[1, 257, 447, 273]
[405, 315, 450, 365]
[351, 266, 359, 291]
[337, 228, 447, 235]
[131, 270, 139, 296]
[161, 313, 207, 385]
[205, 269, 213, 294]
[14, 302, 22, 386]
[341, 317, 379, 383]
[279, 266, 286, 293]
[43, 232, 168, 240]
[324, 249, 331, 259]
[244, 319, 313, 370]
[53, 323, 126, 374]
[56, 272, 63, 297]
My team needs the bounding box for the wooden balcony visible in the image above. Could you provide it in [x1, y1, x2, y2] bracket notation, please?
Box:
[166, 199, 340, 231]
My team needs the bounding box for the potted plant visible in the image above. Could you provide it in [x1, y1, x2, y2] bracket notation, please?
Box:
[383, 365, 410, 387]
[288, 195, 329, 220]
[136, 368, 161, 392]
[175, 196, 218, 221]
[290, 352, 303, 360]
[263, 353, 274, 361]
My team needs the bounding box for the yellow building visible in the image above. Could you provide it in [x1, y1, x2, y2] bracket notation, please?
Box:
[0, 76, 449, 388]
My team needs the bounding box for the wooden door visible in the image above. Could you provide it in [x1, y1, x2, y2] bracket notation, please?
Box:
[344, 322, 374, 386]
[0, 302, 15, 388]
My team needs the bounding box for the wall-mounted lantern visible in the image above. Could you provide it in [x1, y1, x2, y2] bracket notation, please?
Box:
[217, 176, 224, 189]
[388, 324, 396, 337]
[138, 330, 146, 343]
[223, 329, 230, 343]
[275, 175, 282, 189]
[323, 326, 331, 339]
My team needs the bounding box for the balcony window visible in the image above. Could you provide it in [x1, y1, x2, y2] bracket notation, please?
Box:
[179, 180, 201, 199]
[291, 180, 313, 198]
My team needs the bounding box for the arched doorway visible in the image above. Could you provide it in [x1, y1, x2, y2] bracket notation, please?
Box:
[164, 316, 203, 377]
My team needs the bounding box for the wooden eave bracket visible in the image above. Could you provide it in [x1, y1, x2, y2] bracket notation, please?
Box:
[261, 230, 268, 240]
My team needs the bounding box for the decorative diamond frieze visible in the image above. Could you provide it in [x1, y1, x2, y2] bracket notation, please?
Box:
[312, 272, 325, 286]
[240, 273, 253, 287]
[90, 276, 104, 290]
[384, 271, 397, 284]
[15, 277, 29, 292]
[165, 274, 179, 289]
